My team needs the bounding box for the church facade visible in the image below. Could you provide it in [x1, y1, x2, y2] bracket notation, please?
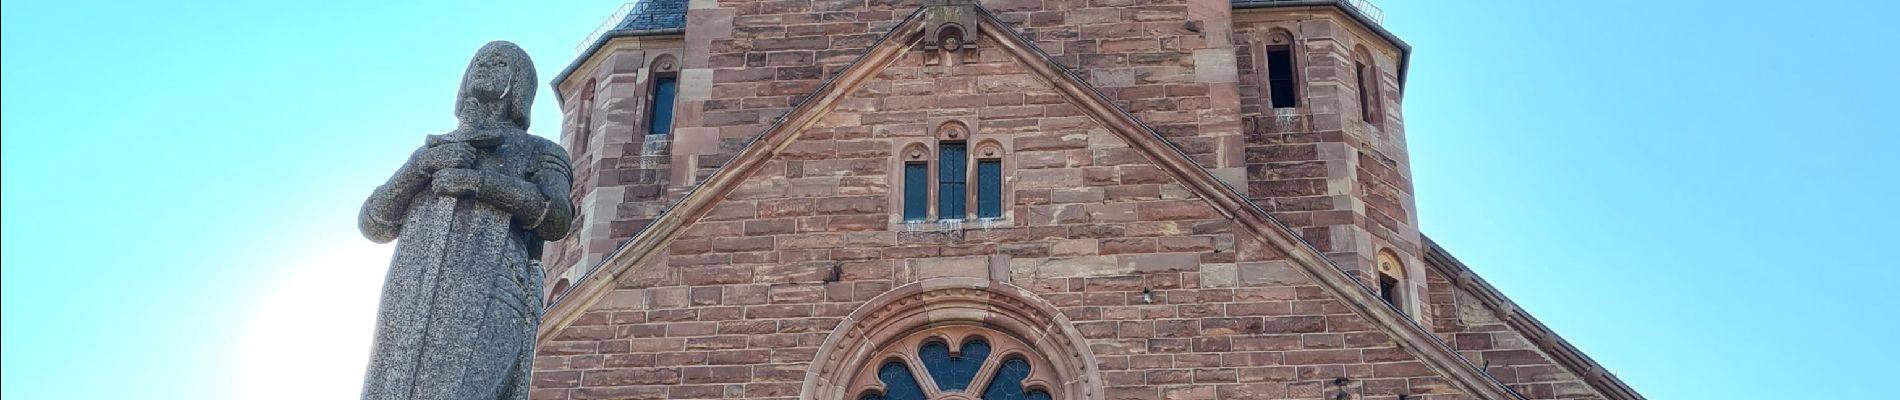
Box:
[530, 1, 1642, 399]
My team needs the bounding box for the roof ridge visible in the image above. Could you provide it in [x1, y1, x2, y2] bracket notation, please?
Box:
[1422, 236, 1648, 400]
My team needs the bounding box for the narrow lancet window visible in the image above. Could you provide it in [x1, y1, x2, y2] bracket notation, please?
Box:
[1378, 275, 1400, 307]
[1265, 45, 1298, 108]
[649, 76, 677, 135]
[904, 161, 929, 222]
[1376, 249, 1407, 314]
[1355, 60, 1374, 123]
[938, 142, 967, 220]
[976, 159, 1001, 219]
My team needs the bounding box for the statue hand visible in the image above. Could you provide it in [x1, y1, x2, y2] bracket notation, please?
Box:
[416, 142, 478, 173]
[432, 168, 483, 197]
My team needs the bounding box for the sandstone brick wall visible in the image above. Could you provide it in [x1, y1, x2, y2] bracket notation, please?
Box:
[674, 0, 1248, 195]
[1421, 255, 1612, 399]
[531, 36, 1471, 400]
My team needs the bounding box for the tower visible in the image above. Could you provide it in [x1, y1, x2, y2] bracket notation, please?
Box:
[1231, 2, 1425, 318]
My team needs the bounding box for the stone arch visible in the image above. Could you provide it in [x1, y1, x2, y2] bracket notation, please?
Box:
[649, 53, 679, 73]
[935, 120, 970, 141]
[900, 142, 934, 163]
[803, 277, 1102, 400]
[1264, 27, 1295, 45]
[971, 138, 1004, 160]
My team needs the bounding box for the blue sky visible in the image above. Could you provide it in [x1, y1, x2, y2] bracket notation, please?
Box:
[2, 1, 1895, 399]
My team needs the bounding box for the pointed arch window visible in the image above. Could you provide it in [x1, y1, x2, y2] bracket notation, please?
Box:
[851, 327, 1058, 400]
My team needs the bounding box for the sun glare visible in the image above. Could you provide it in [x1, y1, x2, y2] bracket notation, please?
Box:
[231, 240, 392, 400]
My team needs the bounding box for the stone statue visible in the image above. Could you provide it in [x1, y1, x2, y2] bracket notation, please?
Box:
[356, 41, 573, 400]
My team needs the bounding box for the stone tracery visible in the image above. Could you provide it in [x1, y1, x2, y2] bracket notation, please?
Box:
[803, 278, 1101, 400]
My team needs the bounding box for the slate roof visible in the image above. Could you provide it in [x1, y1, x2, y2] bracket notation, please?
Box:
[615, 0, 687, 31]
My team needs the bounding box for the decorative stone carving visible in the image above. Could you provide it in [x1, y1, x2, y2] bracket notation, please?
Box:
[356, 41, 575, 400]
[920, 0, 979, 65]
[936, 121, 969, 141]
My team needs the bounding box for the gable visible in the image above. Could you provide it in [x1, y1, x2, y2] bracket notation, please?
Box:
[537, 4, 1522, 399]
[1423, 238, 1645, 399]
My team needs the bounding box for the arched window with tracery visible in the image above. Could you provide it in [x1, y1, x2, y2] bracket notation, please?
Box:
[850, 326, 1055, 400]
[806, 279, 1101, 400]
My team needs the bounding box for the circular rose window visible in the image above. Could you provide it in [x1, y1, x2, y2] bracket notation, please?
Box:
[849, 325, 1058, 400]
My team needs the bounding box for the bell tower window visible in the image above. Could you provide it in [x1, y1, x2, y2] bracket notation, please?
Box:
[1352, 46, 1383, 126]
[648, 76, 677, 135]
[1376, 249, 1408, 314]
[646, 55, 680, 136]
[1263, 29, 1299, 109]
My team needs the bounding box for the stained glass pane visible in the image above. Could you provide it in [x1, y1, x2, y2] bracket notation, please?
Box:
[938, 142, 967, 219]
[903, 162, 928, 222]
[919, 339, 990, 392]
[976, 159, 1001, 219]
[865, 360, 926, 400]
[649, 77, 677, 135]
[978, 357, 1035, 400]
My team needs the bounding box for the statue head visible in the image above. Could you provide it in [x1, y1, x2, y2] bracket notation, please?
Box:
[455, 41, 537, 129]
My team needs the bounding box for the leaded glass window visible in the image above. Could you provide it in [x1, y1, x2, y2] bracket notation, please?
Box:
[904, 162, 929, 222]
[851, 328, 1058, 400]
[976, 159, 1002, 219]
[649, 76, 677, 135]
[938, 142, 967, 220]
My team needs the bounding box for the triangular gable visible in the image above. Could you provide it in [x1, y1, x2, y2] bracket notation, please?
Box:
[542, 4, 1522, 399]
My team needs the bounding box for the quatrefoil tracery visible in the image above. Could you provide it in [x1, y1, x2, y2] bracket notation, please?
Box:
[852, 328, 1056, 400]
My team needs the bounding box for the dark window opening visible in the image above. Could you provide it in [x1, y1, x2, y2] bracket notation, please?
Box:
[938, 142, 967, 220]
[1265, 46, 1298, 108]
[648, 76, 677, 135]
[1378, 274, 1401, 309]
[976, 159, 1002, 219]
[903, 162, 928, 222]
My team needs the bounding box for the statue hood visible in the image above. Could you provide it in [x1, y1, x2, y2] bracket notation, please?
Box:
[454, 41, 538, 130]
